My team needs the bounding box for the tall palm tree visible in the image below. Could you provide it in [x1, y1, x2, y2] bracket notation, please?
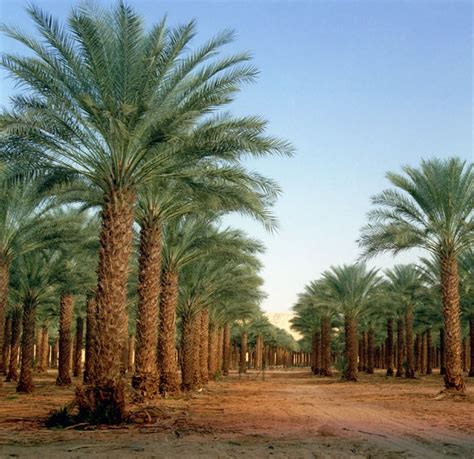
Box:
[321, 264, 380, 381]
[1, 3, 291, 420]
[359, 158, 473, 393]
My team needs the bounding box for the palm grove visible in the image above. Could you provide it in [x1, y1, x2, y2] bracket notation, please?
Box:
[0, 2, 472, 426]
[292, 159, 473, 394]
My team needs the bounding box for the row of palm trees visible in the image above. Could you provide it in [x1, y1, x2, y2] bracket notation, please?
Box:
[292, 158, 473, 393]
[0, 3, 294, 423]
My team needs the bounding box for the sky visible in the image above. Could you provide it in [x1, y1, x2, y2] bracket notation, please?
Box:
[0, 0, 472, 312]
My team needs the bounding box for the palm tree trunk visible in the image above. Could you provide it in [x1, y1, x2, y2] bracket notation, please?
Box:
[404, 304, 415, 378]
[469, 318, 474, 377]
[440, 256, 465, 392]
[38, 325, 49, 373]
[439, 328, 446, 375]
[217, 327, 224, 373]
[255, 335, 263, 371]
[321, 317, 332, 376]
[367, 326, 375, 374]
[396, 318, 404, 377]
[386, 318, 394, 376]
[415, 334, 421, 372]
[192, 315, 202, 389]
[56, 294, 73, 386]
[208, 322, 219, 379]
[73, 317, 84, 377]
[0, 259, 9, 378]
[200, 309, 209, 384]
[51, 338, 58, 369]
[239, 331, 248, 374]
[312, 331, 321, 375]
[344, 316, 358, 381]
[426, 328, 432, 375]
[2, 315, 12, 375]
[181, 314, 200, 391]
[362, 331, 368, 372]
[132, 221, 161, 399]
[17, 301, 36, 393]
[158, 269, 180, 395]
[6, 309, 21, 382]
[223, 323, 231, 376]
[76, 189, 135, 423]
[83, 297, 97, 384]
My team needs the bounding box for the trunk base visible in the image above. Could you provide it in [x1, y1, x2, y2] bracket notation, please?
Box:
[386, 368, 394, 377]
[16, 381, 34, 393]
[443, 375, 466, 393]
[56, 376, 72, 386]
[75, 382, 126, 425]
[159, 374, 180, 397]
[131, 373, 160, 400]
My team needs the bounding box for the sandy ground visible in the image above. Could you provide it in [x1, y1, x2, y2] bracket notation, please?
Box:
[0, 369, 473, 458]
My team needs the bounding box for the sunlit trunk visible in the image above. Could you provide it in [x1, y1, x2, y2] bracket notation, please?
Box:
[157, 269, 180, 395]
[132, 220, 161, 399]
[440, 255, 464, 392]
[76, 189, 135, 423]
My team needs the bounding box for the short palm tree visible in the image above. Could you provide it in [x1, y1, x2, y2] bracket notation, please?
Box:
[359, 157, 473, 393]
[384, 264, 424, 378]
[321, 264, 380, 381]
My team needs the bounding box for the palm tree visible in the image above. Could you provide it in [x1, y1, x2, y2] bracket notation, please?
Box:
[1, 3, 291, 421]
[9, 252, 58, 393]
[321, 264, 380, 381]
[359, 158, 473, 393]
[384, 264, 424, 378]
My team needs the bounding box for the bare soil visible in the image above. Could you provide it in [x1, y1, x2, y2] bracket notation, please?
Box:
[0, 369, 473, 458]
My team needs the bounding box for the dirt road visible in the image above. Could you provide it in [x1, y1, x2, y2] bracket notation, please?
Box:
[0, 370, 473, 458]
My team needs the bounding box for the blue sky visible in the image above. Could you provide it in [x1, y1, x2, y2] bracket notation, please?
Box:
[0, 0, 472, 312]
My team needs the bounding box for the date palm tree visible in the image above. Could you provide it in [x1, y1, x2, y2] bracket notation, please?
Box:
[384, 264, 424, 378]
[359, 158, 473, 393]
[321, 264, 381, 381]
[1, 3, 291, 420]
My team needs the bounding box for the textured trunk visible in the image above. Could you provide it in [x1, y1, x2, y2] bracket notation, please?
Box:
[76, 189, 135, 423]
[208, 324, 219, 379]
[239, 331, 248, 374]
[344, 316, 358, 381]
[469, 318, 474, 377]
[440, 256, 464, 392]
[6, 309, 21, 382]
[439, 328, 446, 375]
[367, 326, 375, 374]
[386, 318, 394, 376]
[38, 325, 49, 372]
[321, 318, 332, 376]
[35, 328, 41, 368]
[17, 301, 36, 393]
[158, 269, 180, 395]
[83, 297, 97, 384]
[199, 310, 209, 384]
[396, 318, 404, 377]
[426, 328, 432, 375]
[73, 317, 84, 377]
[223, 323, 231, 376]
[56, 294, 73, 386]
[0, 259, 9, 378]
[132, 221, 161, 399]
[181, 315, 200, 391]
[2, 315, 12, 375]
[404, 304, 415, 378]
